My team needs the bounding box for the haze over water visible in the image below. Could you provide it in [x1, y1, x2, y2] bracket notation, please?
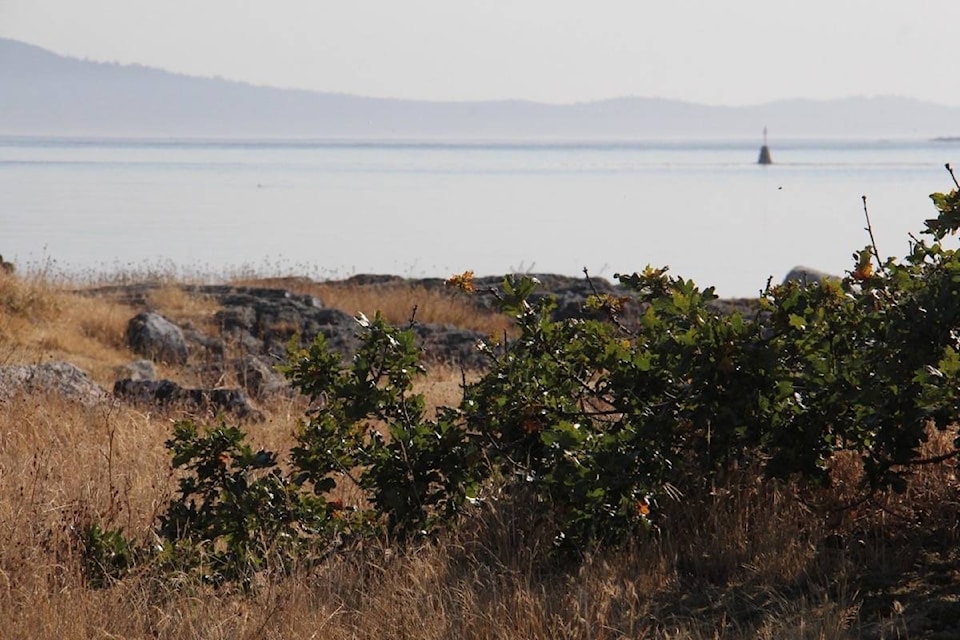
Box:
[1, 136, 955, 298]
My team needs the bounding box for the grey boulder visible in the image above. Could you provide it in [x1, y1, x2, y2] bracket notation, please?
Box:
[126, 311, 189, 364]
[783, 266, 839, 287]
[0, 362, 107, 405]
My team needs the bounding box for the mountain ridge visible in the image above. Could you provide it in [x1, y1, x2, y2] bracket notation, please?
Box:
[2, 37, 959, 139]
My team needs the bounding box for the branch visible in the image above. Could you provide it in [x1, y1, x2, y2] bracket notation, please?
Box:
[883, 448, 960, 468]
[861, 195, 887, 276]
[947, 163, 960, 190]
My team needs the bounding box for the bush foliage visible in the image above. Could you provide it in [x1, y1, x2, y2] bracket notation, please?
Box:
[84, 181, 960, 583]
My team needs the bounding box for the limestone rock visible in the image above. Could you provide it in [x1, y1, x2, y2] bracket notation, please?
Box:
[113, 378, 262, 420]
[213, 289, 359, 361]
[114, 359, 157, 381]
[783, 266, 839, 287]
[0, 362, 107, 405]
[235, 355, 287, 397]
[126, 311, 189, 365]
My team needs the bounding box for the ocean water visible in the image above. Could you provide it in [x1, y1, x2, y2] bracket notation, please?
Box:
[1, 136, 957, 297]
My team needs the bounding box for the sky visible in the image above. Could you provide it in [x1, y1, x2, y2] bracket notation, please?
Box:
[2, 0, 960, 106]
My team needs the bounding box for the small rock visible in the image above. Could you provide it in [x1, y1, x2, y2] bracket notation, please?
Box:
[126, 311, 190, 365]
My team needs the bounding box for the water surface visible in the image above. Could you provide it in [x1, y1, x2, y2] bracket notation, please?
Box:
[1, 136, 956, 297]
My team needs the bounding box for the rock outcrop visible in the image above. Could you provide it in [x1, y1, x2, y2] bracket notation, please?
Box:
[211, 287, 359, 362]
[0, 272, 805, 416]
[0, 362, 107, 405]
[113, 378, 262, 420]
[82, 272, 787, 413]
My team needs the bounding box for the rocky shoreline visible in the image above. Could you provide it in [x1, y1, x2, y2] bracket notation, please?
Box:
[0, 273, 770, 419]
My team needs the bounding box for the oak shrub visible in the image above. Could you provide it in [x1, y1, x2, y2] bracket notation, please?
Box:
[84, 183, 960, 583]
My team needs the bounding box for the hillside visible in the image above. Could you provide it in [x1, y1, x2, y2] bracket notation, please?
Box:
[3, 37, 960, 139]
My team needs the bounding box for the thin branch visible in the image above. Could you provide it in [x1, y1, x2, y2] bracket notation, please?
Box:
[947, 163, 960, 190]
[331, 457, 365, 492]
[861, 195, 886, 275]
[583, 266, 633, 335]
[879, 448, 960, 468]
[867, 495, 922, 525]
[406, 304, 418, 329]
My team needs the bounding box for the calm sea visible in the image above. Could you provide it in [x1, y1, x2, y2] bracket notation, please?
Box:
[1, 136, 957, 297]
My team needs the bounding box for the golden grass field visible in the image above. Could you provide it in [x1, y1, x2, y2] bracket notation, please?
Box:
[1, 268, 959, 639]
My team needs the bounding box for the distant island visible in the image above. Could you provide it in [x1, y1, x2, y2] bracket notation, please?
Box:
[3, 37, 960, 139]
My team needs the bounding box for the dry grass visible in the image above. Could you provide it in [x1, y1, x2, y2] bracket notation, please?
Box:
[0, 271, 135, 383]
[414, 363, 481, 417]
[234, 276, 516, 337]
[2, 270, 960, 638]
[0, 272, 236, 387]
[0, 390, 892, 639]
[2, 391, 956, 639]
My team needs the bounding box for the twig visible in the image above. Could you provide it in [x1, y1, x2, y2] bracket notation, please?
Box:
[407, 304, 418, 329]
[947, 163, 960, 190]
[861, 195, 886, 275]
[868, 495, 922, 526]
[582, 266, 633, 335]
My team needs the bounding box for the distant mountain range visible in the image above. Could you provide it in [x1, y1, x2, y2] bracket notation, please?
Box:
[2, 37, 959, 140]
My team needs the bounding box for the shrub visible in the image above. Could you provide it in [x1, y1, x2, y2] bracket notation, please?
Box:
[157, 421, 331, 583]
[101, 178, 960, 582]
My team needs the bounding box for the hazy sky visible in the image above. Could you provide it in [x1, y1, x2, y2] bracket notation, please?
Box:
[3, 0, 960, 106]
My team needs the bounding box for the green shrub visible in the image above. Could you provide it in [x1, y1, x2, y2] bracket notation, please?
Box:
[158, 420, 331, 583]
[286, 313, 483, 541]
[97, 179, 960, 582]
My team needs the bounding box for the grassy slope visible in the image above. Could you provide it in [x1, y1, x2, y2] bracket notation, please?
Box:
[1, 270, 959, 639]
